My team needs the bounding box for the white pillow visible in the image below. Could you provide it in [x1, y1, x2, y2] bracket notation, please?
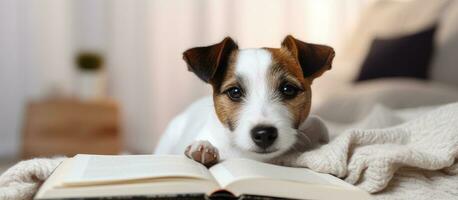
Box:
[431, 0, 458, 88]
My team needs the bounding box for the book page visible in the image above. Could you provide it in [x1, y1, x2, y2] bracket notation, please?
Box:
[63, 154, 213, 186]
[210, 158, 339, 188]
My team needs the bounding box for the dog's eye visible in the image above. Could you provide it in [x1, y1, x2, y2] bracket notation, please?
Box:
[226, 87, 243, 101]
[280, 83, 299, 99]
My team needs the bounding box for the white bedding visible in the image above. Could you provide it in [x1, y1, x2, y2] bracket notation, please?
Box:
[299, 103, 458, 199]
[1, 79, 458, 200]
[297, 79, 458, 199]
[312, 78, 458, 124]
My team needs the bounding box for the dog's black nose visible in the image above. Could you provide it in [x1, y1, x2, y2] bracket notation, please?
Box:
[250, 125, 278, 149]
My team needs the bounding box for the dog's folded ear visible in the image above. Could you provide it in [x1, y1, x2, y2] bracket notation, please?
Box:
[281, 35, 335, 82]
[183, 37, 238, 84]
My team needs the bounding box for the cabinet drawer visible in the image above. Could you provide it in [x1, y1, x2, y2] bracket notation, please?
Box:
[22, 99, 121, 158]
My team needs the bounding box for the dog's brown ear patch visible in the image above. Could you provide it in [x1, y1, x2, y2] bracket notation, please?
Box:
[183, 37, 238, 84]
[281, 35, 335, 82]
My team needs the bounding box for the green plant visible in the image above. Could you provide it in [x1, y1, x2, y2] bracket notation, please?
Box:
[76, 52, 104, 71]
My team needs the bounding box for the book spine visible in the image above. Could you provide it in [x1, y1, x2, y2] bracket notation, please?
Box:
[208, 190, 238, 200]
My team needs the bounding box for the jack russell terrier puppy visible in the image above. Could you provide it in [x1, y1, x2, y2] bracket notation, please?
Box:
[155, 35, 334, 167]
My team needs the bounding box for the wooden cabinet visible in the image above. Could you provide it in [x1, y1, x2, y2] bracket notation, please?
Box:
[21, 99, 121, 158]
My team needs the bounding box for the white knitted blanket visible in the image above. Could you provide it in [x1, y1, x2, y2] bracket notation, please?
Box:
[1, 103, 457, 200]
[295, 103, 458, 199]
[0, 157, 65, 200]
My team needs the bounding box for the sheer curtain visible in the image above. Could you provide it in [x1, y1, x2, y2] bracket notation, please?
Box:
[0, 0, 74, 158]
[0, 0, 369, 157]
[108, 0, 369, 154]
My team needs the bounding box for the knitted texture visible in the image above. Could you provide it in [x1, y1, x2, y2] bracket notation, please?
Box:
[294, 103, 458, 198]
[0, 157, 65, 200]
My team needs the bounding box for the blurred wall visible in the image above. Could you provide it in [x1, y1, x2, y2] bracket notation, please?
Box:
[0, 0, 74, 158]
[0, 0, 21, 158]
[0, 0, 369, 157]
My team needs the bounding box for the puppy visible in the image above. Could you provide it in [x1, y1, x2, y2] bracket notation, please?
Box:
[155, 35, 334, 167]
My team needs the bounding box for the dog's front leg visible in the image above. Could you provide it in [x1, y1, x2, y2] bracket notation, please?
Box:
[185, 140, 220, 167]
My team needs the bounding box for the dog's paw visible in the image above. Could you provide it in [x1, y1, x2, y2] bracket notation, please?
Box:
[185, 140, 219, 167]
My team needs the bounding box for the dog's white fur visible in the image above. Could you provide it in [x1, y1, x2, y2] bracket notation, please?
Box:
[232, 49, 297, 160]
[155, 49, 300, 162]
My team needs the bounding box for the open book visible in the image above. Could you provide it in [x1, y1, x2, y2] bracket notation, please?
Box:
[35, 154, 370, 200]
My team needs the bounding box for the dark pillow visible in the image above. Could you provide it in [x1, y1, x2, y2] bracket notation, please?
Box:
[355, 25, 437, 82]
